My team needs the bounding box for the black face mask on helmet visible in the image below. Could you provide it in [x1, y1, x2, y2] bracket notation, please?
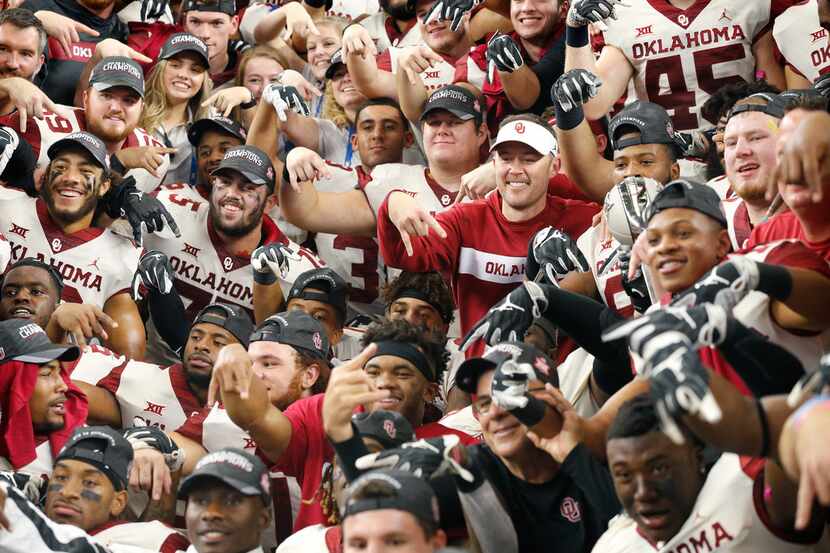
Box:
[380, 0, 417, 21]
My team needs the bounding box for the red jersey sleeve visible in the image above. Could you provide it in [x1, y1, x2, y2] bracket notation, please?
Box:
[547, 174, 594, 203]
[376, 192, 462, 275]
[159, 530, 190, 553]
[95, 357, 131, 395]
[277, 393, 326, 483]
[174, 407, 207, 445]
[745, 240, 830, 279]
[376, 50, 393, 73]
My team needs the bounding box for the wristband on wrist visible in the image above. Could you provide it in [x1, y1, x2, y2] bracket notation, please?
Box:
[240, 90, 257, 110]
[253, 269, 278, 285]
[756, 262, 793, 300]
[331, 424, 372, 482]
[754, 399, 771, 458]
[554, 97, 585, 131]
[566, 25, 589, 48]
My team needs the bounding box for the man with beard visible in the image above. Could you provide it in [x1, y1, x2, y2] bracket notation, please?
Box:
[71, 303, 253, 433]
[139, 145, 323, 338]
[0, 131, 144, 359]
[0, 10, 46, 116]
[362, 0, 423, 53]
[0, 55, 173, 194]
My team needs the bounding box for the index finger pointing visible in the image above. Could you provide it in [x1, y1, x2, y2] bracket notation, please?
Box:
[424, 213, 447, 239]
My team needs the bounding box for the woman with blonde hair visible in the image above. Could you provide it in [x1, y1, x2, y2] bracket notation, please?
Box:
[139, 32, 213, 185]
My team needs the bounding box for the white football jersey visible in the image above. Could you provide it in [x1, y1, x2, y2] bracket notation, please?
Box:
[721, 195, 752, 251]
[148, 183, 326, 320]
[0, 187, 140, 307]
[0, 442, 54, 480]
[733, 240, 830, 371]
[707, 174, 734, 200]
[557, 348, 600, 418]
[602, 0, 772, 130]
[13, 107, 168, 193]
[363, 164, 459, 217]
[380, 47, 461, 93]
[328, 0, 380, 20]
[591, 454, 817, 552]
[577, 220, 634, 318]
[361, 12, 422, 53]
[91, 520, 187, 553]
[773, 0, 830, 82]
[72, 348, 201, 433]
[0, 231, 10, 273]
[313, 163, 384, 305]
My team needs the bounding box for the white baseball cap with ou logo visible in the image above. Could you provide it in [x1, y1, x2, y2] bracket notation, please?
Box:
[490, 119, 559, 157]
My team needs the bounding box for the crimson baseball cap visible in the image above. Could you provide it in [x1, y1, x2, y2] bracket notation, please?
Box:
[351, 410, 414, 449]
[287, 268, 348, 324]
[188, 116, 247, 147]
[645, 178, 727, 228]
[48, 131, 110, 170]
[609, 101, 683, 154]
[249, 310, 331, 361]
[0, 319, 79, 363]
[179, 448, 270, 503]
[89, 56, 145, 98]
[212, 146, 276, 191]
[192, 303, 254, 348]
[55, 426, 133, 491]
[160, 33, 209, 68]
[455, 341, 557, 394]
[420, 85, 483, 127]
[342, 469, 440, 525]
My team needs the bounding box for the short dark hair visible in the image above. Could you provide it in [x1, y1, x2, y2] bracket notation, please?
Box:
[361, 319, 449, 385]
[0, 9, 47, 57]
[700, 80, 780, 125]
[3, 257, 64, 299]
[606, 394, 662, 441]
[381, 271, 455, 325]
[782, 93, 829, 114]
[354, 97, 408, 128]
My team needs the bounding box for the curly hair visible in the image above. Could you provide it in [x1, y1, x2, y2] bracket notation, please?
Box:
[360, 319, 449, 384]
[700, 80, 780, 125]
[381, 271, 455, 325]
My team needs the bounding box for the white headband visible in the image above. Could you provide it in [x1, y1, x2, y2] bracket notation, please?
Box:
[490, 120, 558, 157]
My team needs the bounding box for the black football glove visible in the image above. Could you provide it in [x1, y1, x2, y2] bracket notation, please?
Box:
[131, 250, 175, 301]
[355, 435, 474, 482]
[670, 256, 761, 310]
[422, 0, 481, 32]
[262, 84, 311, 121]
[460, 281, 551, 350]
[526, 226, 590, 284]
[618, 246, 652, 314]
[491, 359, 547, 426]
[124, 424, 184, 471]
[551, 69, 602, 113]
[486, 32, 524, 82]
[139, 0, 170, 21]
[251, 242, 293, 285]
[813, 72, 830, 98]
[566, 0, 627, 27]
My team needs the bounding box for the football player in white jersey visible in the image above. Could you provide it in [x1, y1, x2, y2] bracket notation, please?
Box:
[278, 85, 487, 239]
[343, 0, 476, 103]
[0, 318, 84, 478]
[42, 426, 190, 552]
[361, 0, 422, 53]
[562, 0, 787, 132]
[72, 303, 254, 433]
[183, 116, 247, 200]
[595, 393, 823, 552]
[1, 56, 173, 194]
[773, 0, 830, 89]
[0, 131, 145, 359]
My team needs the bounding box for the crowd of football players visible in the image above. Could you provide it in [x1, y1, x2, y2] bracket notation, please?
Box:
[0, 0, 829, 551]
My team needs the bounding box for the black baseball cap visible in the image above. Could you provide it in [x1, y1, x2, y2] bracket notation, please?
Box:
[727, 92, 787, 121]
[179, 448, 270, 503]
[420, 85, 483, 127]
[351, 410, 414, 449]
[342, 469, 440, 525]
[0, 319, 79, 364]
[455, 341, 557, 394]
[55, 426, 133, 491]
[89, 56, 145, 98]
[324, 49, 346, 80]
[181, 0, 236, 15]
[160, 33, 210, 68]
[645, 178, 727, 228]
[287, 268, 348, 324]
[48, 131, 110, 170]
[192, 303, 255, 348]
[609, 101, 683, 154]
[188, 116, 247, 147]
[212, 145, 276, 191]
[249, 310, 331, 361]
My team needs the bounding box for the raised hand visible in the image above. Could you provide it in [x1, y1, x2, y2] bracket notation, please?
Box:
[526, 226, 590, 284]
[284, 147, 331, 191]
[355, 434, 475, 482]
[396, 45, 446, 85]
[202, 87, 255, 117]
[108, 177, 181, 244]
[387, 191, 448, 256]
[491, 358, 547, 426]
[670, 256, 760, 310]
[551, 69, 602, 113]
[460, 281, 550, 351]
[251, 243, 294, 284]
[423, 0, 480, 32]
[34, 10, 101, 58]
[114, 146, 177, 178]
[566, 0, 628, 28]
[131, 250, 175, 301]
[139, 0, 171, 22]
[486, 32, 523, 83]
[618, 245, 652, 314]
[262, 83, 311, 121]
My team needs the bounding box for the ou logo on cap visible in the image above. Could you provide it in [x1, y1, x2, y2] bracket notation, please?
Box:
[514, 122, 525, 134]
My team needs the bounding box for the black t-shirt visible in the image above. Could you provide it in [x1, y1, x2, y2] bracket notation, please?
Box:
[530, 31, 566, 115]
[21, 0, 129, 105]
[467, 443, 621, 553]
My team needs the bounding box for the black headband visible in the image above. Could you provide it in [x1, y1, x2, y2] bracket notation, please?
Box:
[368, 341, 435, 382]
[393, 288, 447, 322]
[56, 448, 127, 491]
